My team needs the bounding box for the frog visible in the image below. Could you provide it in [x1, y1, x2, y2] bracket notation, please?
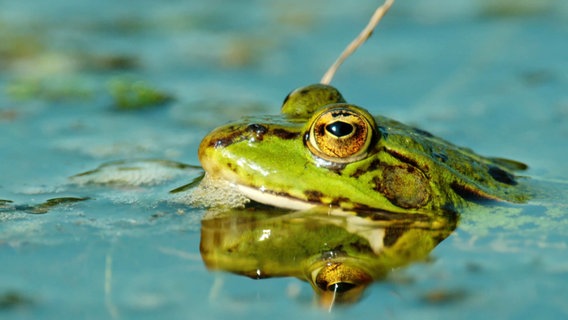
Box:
[198, 84, 530, 215]
[200, 207, 457, 307]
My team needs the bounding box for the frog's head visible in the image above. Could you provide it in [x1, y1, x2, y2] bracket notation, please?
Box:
[198, 84, 398, 212]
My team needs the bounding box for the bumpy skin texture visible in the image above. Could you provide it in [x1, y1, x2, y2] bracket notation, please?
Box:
[198, 84, 529, 214]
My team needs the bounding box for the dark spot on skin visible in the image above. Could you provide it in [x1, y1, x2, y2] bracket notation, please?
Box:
[347, 202, 377, 213]
[272, 128, 300, 140]
[305, 190, 324, 202]
[346, 240, 374, 255]
[367, 159, 382, 171]
[432, 152, 448, 163]
[383, 226, 406, 247]
[412, 127, 434, 138]
[214, 136, 235, 148]
[330, 110, 352, 118]
[385, 149, 424, 173]
[450, 181, 494, 203]
[246, 123, 268, 135]
[350, 168, 367, 179]
[355, 210, 437, 222]
[377, 126, 389, 140]
[333, 197, 353, 206]
[246, 123, 268, 141]
[349, 159, 382, 179]
[487, 166, 517, 185]
[210, 128, 244, 148]
[328, 92, 345, 104]
[328, 164, 347, 175]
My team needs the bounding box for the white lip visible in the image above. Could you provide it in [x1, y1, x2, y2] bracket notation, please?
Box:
[236, 184, 317, 211]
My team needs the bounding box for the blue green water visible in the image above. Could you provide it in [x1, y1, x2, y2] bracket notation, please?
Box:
[1, 0, 567, 319]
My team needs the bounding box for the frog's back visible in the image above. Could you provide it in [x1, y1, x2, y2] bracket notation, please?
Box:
[374, 115, 530, 205]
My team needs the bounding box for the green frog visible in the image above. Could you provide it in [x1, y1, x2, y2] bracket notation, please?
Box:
[198, 84, 530, 215]
[200, 207, 456, 306]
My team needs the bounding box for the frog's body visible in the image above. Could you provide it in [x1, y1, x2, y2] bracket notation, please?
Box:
[198, 84, 529, 214]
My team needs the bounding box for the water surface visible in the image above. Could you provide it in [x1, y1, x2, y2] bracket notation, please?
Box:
[1, 0, 567, 319]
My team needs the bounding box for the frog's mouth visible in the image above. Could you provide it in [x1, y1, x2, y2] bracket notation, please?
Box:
[235, 184, 318, 211]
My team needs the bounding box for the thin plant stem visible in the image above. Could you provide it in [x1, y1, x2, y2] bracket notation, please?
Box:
[320, 0, 395, 85]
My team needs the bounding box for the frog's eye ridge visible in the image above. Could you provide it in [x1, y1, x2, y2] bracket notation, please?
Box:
[281, 84, 346, 119]
[306, 103, 376, 163]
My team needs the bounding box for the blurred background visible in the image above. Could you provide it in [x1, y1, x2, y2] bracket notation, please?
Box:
[1, 0, 567, 319]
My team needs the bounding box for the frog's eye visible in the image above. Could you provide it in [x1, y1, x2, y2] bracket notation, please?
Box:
[306, 103, 376, 163]
[310, 262, 372, 304]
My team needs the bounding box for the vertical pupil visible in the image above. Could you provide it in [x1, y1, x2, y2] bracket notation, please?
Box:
[326, 121, 353, 137]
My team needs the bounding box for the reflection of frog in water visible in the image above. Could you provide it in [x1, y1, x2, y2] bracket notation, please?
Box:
[200, 207, 457, 306]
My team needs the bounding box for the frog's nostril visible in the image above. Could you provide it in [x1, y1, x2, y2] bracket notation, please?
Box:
[246, 123, 268, 135]
[245, 123, 269, 142]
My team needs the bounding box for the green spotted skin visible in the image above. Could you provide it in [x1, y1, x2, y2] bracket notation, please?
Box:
[198, 84, 529, 214]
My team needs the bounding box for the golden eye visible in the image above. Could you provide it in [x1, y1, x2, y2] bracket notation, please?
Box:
[310, 262, 372, 304]
[306, 103, 376, 163]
